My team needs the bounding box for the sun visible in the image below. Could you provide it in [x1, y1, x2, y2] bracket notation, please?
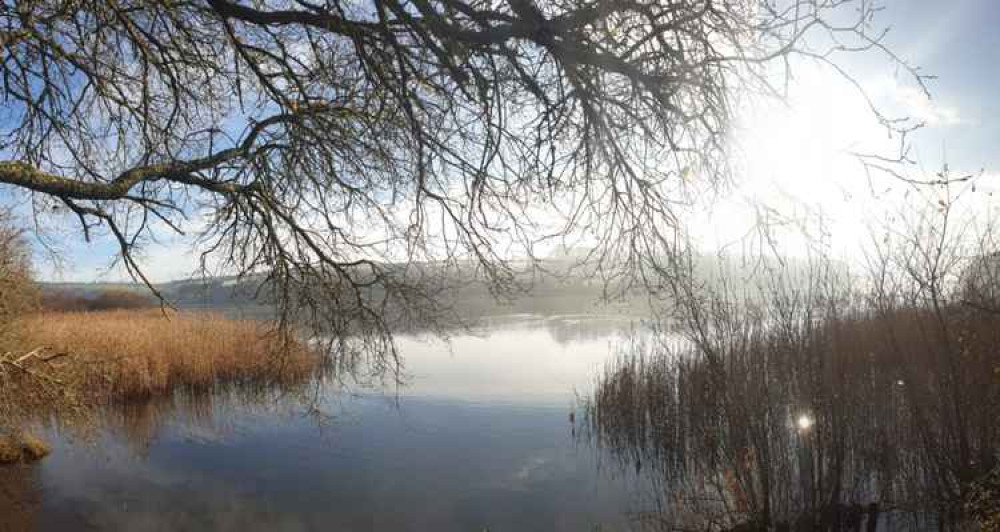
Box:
[692, 62, 893, 258]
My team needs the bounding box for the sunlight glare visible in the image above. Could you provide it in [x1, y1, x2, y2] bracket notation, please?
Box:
[694, 62, 894, 258]
[796, 414, 814, 432]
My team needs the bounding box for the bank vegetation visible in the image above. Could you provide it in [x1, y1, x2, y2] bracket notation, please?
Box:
[0, 211, 324, 462]
[585, 197, 1000, 530]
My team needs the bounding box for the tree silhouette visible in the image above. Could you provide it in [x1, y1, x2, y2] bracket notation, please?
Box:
[0, 0, 924, 370]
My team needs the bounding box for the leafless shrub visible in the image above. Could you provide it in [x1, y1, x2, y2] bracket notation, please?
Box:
[585, 192, 1000, 530]
[965, 465, 1000, 532]
[0, 209, 37, 339]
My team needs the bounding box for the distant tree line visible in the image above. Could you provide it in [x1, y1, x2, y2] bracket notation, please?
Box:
[40, 289, 155, 312]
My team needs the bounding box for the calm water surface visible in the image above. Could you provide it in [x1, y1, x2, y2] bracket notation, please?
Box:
[12, 314, 651, 531]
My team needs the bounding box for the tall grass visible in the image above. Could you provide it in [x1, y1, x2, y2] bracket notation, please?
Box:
[1, 309, 324, 431]
[589, 301, 1000, 530]
[584, 199, 1000, 530]
[22, 309, 321, 399]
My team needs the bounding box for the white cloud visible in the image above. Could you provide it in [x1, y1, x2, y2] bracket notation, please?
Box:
[894, 85, 963, 126]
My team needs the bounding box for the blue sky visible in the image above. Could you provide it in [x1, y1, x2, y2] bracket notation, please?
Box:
[11, 0, 1000, 283]
[884, 0, 1000, 171]
[688, 0, 1000, 259]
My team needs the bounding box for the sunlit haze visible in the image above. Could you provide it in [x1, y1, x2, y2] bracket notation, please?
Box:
[4, 2, 1000, 530]
[37, 0, 1000, 283]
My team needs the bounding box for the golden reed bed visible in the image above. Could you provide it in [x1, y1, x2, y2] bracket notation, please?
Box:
[15, 309, 321, 400]
[0, 309, 323, 464]
[0, 309, 322, 437]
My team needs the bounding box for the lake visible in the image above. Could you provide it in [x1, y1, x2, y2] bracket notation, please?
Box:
[2, 314, 652, 532]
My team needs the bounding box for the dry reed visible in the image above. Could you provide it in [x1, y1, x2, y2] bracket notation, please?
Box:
[13, 309, 322, 403]
[586, 294, 1000, 530]
[0, 433, 50, 464]
[0, 437, 20, 464]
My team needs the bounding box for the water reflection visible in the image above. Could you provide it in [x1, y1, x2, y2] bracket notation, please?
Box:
[582, 321, 988, 531]
[0, 465, 40, 532]
[396, 314, 637, 404]
[6, 314, 642, 532]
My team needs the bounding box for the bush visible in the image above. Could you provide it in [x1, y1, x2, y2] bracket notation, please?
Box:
[966, 466, 1000, 532]
[40, 288, 155, 312]
[0, 433, 50, 465]
[0, 210, 36, 338]
[586, 261, 1000, 529]
[88, 289, 155, 310]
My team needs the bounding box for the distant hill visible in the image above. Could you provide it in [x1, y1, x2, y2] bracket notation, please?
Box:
[40, 265, 649, 320]
[39, 251, 848, 320]
[40, 275, 269, 314]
